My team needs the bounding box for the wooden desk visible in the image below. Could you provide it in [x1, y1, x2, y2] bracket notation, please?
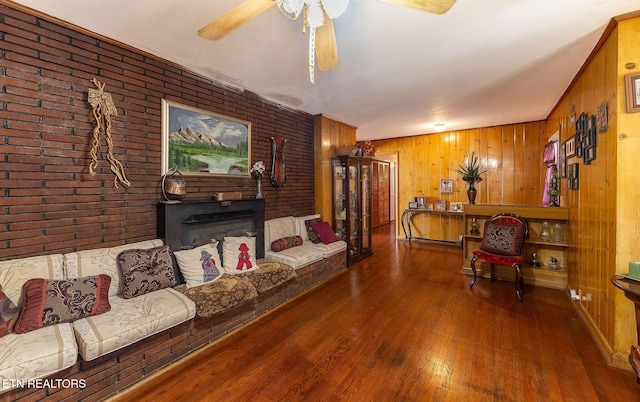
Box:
[401, 208, 463, 245]
[611, 275, 640, 383]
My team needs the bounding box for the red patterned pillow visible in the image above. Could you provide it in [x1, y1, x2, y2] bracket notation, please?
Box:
[0, 285, 19, 338]
[311, 221, 342, 245]
[13, 275, 111, 334]
[479, 221, 526, 256]
[117, 245, 177, 299]
[271, 236, 304, 252]
[304, 218, 323, 244]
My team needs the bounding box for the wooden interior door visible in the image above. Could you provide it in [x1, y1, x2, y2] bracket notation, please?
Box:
[372, 161, 391, 228]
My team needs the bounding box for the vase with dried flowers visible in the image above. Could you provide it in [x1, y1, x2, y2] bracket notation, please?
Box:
[250, 161, 265, 199]
[455, 152, 490, 204]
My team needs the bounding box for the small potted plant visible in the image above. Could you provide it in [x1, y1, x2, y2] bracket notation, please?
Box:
[455, 152, 490, 204]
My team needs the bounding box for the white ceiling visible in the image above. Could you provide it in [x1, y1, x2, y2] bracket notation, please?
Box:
[8, 0, 640, 140]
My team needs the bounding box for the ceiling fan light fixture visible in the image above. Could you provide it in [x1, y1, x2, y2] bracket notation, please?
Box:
[277, 0, 304, 19]
[321, 0, 350, 18]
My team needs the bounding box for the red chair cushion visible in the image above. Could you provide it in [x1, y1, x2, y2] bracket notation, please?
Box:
[473, 249, 524, 265]
[479, 220, 526, 256]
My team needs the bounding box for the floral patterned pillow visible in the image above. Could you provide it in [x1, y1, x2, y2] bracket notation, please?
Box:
[304, 218, 323, 244]
[0, 284, 19, 337]
[13, 275, 111, 334]
[479, 221, 526, 256]
[117, 245, 177, 298]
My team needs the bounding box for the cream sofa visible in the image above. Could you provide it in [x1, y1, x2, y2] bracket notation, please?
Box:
[0, 254, 78, 382]
[264, 214, 347, 269]
[0, 239, 196, 388]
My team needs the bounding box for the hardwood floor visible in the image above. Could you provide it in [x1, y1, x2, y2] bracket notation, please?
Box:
[112, 224, 639, 401]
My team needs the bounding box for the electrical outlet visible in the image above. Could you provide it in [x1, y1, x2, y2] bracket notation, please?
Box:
[570, 289, 580, 300]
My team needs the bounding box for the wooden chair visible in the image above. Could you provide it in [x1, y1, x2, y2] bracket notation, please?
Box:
[470, 213, 528, 301]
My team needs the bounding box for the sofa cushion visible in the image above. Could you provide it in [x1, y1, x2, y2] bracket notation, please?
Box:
[304, 218, 323, 244]
[223, 237, 258, 274]
[0, 323, 77, 383]
[304, 240, 348, 258]
[174, 274, 258, 318]
[174, 243, 223, 288]
[242, 259, 297, 293]
[0, 254, 65, 308]
[65, 239, 164, 297]
[294, 214, 321, 241]
[117, 245, 177, 298]
[264, 216, 296, 247]
[14, 275, 111, 334]
[0, 285, 19, 338]
[265, 245, 324, 270]
[270, 236, 303, 252]
[72, 287, 196, 360]
[311, 221, 342, 244]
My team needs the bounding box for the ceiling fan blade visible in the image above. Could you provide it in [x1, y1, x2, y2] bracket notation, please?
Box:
[379, 0, 456, 15]
[315, 18, 339, 72]
[198, 0, 276, 40]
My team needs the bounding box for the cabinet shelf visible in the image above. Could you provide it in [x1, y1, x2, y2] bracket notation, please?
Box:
[464, 234, 568, 248]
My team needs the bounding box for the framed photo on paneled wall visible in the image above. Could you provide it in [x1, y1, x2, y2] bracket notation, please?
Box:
[625, 72, 640, 113]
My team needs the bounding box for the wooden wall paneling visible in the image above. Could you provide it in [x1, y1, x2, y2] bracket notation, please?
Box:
[512, 124, 526, 205]
[523, 122, 544, 205]
[428, 134, 443, 240]
[613, 19, 640, 363]
[372, 121, 546, 243]
[602, 30, 618, 349]
[486, 125, 504, 205]
[542, 18, 640, 369]
[314, 115, 356, 222]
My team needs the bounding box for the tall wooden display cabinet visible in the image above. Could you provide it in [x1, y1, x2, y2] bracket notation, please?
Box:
[332, 155, 373, 265]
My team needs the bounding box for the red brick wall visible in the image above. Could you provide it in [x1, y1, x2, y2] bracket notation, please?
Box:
[0, 5, 316, 260]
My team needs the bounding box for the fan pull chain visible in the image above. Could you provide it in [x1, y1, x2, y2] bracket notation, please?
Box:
[309, 26, 316, 84]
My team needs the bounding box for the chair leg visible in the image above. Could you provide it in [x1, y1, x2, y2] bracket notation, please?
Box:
[490, 264, 495, 282]
[513, 262, 524, 302]
[470, 255, 478, 288]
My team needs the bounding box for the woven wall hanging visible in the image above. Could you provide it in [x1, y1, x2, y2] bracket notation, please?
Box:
[88, 78, 130, 188]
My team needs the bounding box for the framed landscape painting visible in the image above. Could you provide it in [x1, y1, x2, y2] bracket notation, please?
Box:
[161, 99, 251, 176]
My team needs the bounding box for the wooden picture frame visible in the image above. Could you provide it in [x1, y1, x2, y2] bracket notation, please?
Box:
[568, 163, 579, 190]
[564, 136, 575, 159]
[597, 101, 608, 133]
[435, 200, 447, 211]
[625, 72, 640, 113]
[161, 99, 251, 176]
[450, 202, 463, 212]
[560, 139, 567, 178]
[440, 179, 453, 193]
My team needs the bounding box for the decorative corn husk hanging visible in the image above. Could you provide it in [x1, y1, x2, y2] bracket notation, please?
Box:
[88, 78, 130, 188]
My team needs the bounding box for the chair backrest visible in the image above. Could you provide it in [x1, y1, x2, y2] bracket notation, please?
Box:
[479, 213, 528, 256]
[489, 213, 529, 238]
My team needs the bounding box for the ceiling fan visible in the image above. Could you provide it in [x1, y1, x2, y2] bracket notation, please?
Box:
[198, 0, 456, 82]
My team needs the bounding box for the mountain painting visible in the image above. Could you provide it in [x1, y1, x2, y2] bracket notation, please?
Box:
[161, 100, 251, 175]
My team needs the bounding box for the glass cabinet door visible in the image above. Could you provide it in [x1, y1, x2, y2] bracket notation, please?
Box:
[361, 162, 371, 253]
[348, 162, 361, 259]
[332, 160, 347, 240]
